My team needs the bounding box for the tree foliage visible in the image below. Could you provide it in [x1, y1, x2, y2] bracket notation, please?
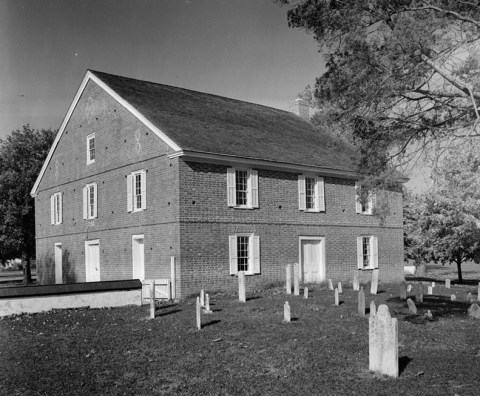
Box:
[0, 125, 55, 281]
[279, 0, 480, 179]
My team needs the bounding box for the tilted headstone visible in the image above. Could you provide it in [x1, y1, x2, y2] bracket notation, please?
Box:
[353, 276, 360, 291]
[286, 264, 292, 295]
[407, 284, 412, 293]
[304, 287, 309, 299]
[370, 300, 376, 316]
[358, 287, 365, 316]
[334, 288, 339, 306]
[399, 283, 407, 300]
[468, 303, 480, 319]
[370, 269, 379, 295]
[238, 271, 246, 303]
[196, 297, 201, 330]
[407, 298, 417, 314]
[466, 292, 473, 303]
[338, 282, 343, 294]
[369, 304, 399, 378]
[293, 263, 300, 296]
[416, 283, 424, 303]
[200, 289, 205, 307]
[427, 286, 433, 295]
[284, 301, 291, 323]
[445, 278, 451, 289]
[204, 293, 212, 314]
[451, 294, 456, 301]
[328, 279, 334, 291]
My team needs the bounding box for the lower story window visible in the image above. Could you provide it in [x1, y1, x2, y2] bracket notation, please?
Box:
[229, 234, 260, 275]
[357, 236, 378, 269]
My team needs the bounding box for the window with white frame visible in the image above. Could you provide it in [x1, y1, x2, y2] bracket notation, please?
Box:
[298, 175, 325, 212]
[227, 168, 258, 208]
[127, 170, 146, 212]
[83, 182, 98, 220]
[229, 234, 260, 275]
[50, 192, 63, 225]
[355, 181, 374, 215]
[356, 236, 378, 269]
[86, 133, 95, 165]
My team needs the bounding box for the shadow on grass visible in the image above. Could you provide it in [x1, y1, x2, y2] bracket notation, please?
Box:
[407, 276, 480, 286]
[399, 356, 412, 375]
[387, 295, 469, 320]
[157, 309, 182, 317]
[202, 319, 221, 328]
[247, 296, 262, 301]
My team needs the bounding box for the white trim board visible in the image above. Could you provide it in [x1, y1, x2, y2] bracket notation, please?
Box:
[30, 70, 182, 197]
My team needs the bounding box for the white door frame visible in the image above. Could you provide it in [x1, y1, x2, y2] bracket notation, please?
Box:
[54, 242, 62, 284]
[298, 236, 326, 282]
[85, 239, 100, 282]
[132, 234, 145, 280]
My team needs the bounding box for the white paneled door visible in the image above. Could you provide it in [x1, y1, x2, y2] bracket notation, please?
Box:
[54, 243, 62, 284]
[132, 235, 145, 280]
[85, 240, 100, 282]
[300, 238, 325, 283]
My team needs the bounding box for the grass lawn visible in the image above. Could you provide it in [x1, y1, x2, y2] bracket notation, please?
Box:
[1, 276, 480, 395]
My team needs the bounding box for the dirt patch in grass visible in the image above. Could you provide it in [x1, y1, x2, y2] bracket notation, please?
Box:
[1, 282, 480, 395]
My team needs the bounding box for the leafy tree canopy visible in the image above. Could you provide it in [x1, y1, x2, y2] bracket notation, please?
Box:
[279, 0, 480, 181]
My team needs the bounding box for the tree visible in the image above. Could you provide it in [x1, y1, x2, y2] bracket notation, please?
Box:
[0, 125, 56, 284]
[278, 0, 480, 180]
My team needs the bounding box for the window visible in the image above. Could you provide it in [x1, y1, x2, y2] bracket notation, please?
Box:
[227, 168, 258, 208]
[298, 175, 325, 212]
[355, 181, 375, 215]
[357, 236, 378, 269]
[87, 133, 95, 164]
[127, 170, 146, 212]
[50, 192, 63, 225]
[83, 183, 97, 219]
[229, 234, 260, 275]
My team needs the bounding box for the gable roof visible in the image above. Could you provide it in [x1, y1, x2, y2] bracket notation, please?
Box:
[31, 70, 359, 196]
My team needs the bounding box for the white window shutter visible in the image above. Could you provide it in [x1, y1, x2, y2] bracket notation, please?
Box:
[252, 235, 260, 274]
[227, 168, 236, 207]
[59, 193, 63, 224]
[140, 170, 147, 210]
[229, 235, 238, 275]
[372, 236, 379, 268]
[250, 170, 259, 208]
[298, 175, 306, 210]
[82, 186, 88, 220]
[50, 195, 55, 225]
[93, 183, 98, 218]
[127, 174, 133, 212]
[355, 182, 362, 214]
[356, 236, 364, 269]
[316, 177, 325, 212]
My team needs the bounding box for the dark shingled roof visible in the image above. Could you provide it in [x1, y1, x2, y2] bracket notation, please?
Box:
[91, 70, 358, 172]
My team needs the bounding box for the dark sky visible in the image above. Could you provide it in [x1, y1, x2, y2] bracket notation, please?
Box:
[0, 0, 324, 138]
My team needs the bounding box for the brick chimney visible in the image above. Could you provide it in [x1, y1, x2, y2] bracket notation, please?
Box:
[289, 98, 310, 121]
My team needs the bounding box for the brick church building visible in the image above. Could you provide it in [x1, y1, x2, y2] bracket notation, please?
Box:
[31, 70, 404, 298]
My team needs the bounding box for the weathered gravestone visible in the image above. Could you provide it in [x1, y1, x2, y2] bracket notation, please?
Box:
[427, 286, 433, 295]
[353, 276, 360, 291]
[358, 287, 365, 316]
[200, 289, 205, 307]
[407, 284, 412, 293]
[238, 271, 246, 303]
[204, 293, 212, 314]
[293, 263, 300, 296]
[445, 278, 451, 289]
[370, 301, 376, 316]
[369, 304, 399, 378]
[466, 292, 473, 303]
[284, 301, 291, 323]
[286, 264, 292, 295]
[304, 287, 309, 299]
[416, 283, 424, 303]
[468, 303, 480, 319]
[407, 298, 417, 314]
[431, 282, 435, 288]
[399, 283, 407, 300]
[196, 297, 201, 330]
[149, 279, 156, 320]
[334, 288, 339, 306]
[370, 269, 379, 295]
[328, 279, 334, 291]
[451, 294, 456, 301]
[338, 282, 343, 294]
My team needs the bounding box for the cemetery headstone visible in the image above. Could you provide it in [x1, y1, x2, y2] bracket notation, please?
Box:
[353, 276, 360, 291]
[294, 263, 300, 296]
[238, 271, 246, 303]
[284, 301, 291, 323]
[407, 284, 412, 293]
[466, 292, 473, 303]
[369, 304, 399, 378]
[149, 279, 156, 319]
[196, 297, 201, 330]
[370, 301, 376, 316]
[370, 269, 379, 295]
[445, 278, 451, 288]
[427, 286, 433, 295]
[328, 279, 334, 291]
[335, 288, 339, 306]
[399, 283, 407, 300]
[468, 303, 480, 319]
[200, 289, 205, 307]
[358, 287, 365, 316]
[451, 294, 456, 301]
[416, 283, 424, 303]
[304, 287, 309, 299]
[407, 298, 417, 314]
[431, 282, 435, 288]
[338, 282, 343, 294]
[286, 264, 292, 295]
[204, 293, 212, 314]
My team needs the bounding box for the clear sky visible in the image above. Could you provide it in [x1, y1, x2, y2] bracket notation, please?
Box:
[0, 0, 324, 139]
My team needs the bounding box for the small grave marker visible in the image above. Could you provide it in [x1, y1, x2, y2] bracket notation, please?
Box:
[338, 282, 343, 294]
[353, 276, 360, 291]
[304, 287, 309, 299]
[284, 301, 291, 323]
[370, 269, 379, 295]
[407, 298, 417, 314]
[445, 278, 451, 288]
[200, 289, 205, 307]
[328, 279, 334, 290]
[358, 287, 365, 316]
[468, 303, 480, 319]
[431, 282, 435, 288]
[399, 283, 407, 300]
[369, 304, 398, 378]
[149, 279, 156, 319]
[334, 288, 339, 306]
[293, 263, 300, 296]
[466, 292, 473, 303]
[286, 264, 292, 295]
[196, 297, 201, 330]
[427, 286, 433, 295]
[204, 293, 212, 314]
[451, 294, 456, 301]
[416, 283, 424, 303]
[407, 284, 412, 292]
[238, 271, 246, 303]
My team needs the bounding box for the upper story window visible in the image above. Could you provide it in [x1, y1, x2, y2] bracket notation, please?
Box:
[83, 182, 98, 220]
[227, 168, 259, 208]
[50, 192, 63, 225]
[86, 133, 95, 165]
[298, 175, 325, 212]
[355, 181, 374, 215]
[229, 233, 260, 275]
[127, 170, 146, 212]
[357, 236, 378, 269]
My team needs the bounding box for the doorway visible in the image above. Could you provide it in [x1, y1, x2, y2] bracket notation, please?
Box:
[299, 237, 325, 283]
[85, 240, 100, 282]
[54, 243, 62, 284]
[132, 235, 145, 280]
